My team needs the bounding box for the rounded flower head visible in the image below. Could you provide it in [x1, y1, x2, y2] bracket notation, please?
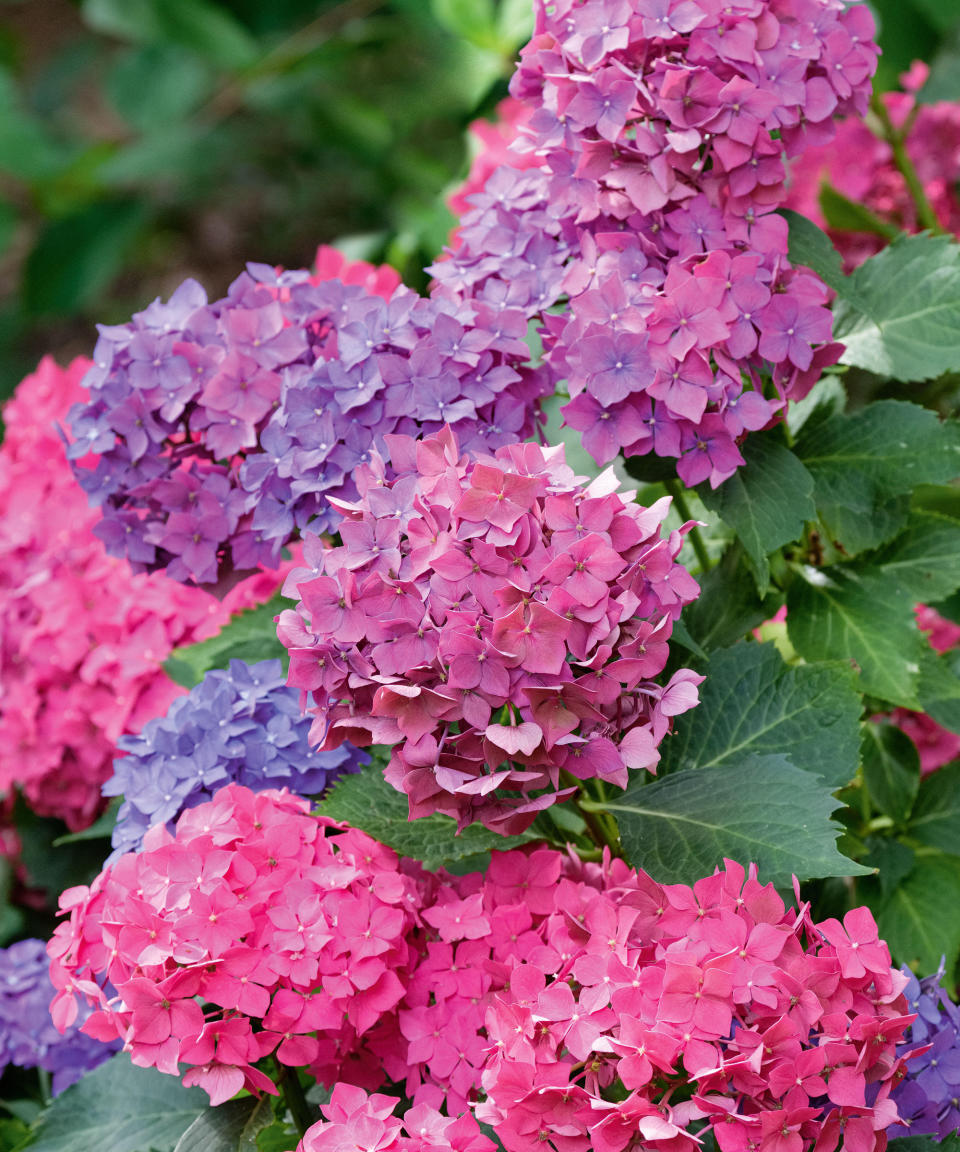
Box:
[0, 357, 287, 831]
[279, 426, 702, 834]
[67, 247, 547, 587]
[433, 0, 878, 485]
[104, 658, 368, 860]
[48, 784, 428, 1105]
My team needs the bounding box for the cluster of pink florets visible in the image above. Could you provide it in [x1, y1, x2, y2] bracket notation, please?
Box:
[784, 62, 960, 268]
[433, 0, 878, 486]
[278, 426, 701, 833]
[47, 784, 426, 1105]
[298, 1084, 494, 1152]
[0, 358, 283, 830]
[50, 784, 912, 1152]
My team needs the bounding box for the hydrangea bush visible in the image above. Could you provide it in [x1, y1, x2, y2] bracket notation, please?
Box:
[4, 1, 960, 1150]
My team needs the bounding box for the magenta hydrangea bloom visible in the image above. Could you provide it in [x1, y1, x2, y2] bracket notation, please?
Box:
[67, 246, 547, 586]
[47, 784, 428, 1106]
[0, 357, 288, 831]
[433, 0, 879, 486]
[297, 1084, 494, 1152]
[278, 426, 702, 834]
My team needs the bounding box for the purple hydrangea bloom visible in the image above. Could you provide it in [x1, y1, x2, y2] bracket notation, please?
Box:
[431, 0, 879, 488]
[104, 658, 367, 860]
[889, 964, 960, 1141]
[0, 938, 117, 1095]
[67, 254, 548, 587]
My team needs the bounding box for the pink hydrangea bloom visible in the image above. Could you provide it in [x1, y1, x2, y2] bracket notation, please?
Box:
[784, 63, 960, 268]
[432, 0, 878, 486]
[0, 358, 288, 830]
[47, 784, 427, 1104]
[298, 1084, 495, 1152]
[447, 98, 538, 222]
[278, 426, 702, 833]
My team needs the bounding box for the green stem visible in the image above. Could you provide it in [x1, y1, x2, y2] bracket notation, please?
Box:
[277, 1064, 313, 1139]
[869, 90, 945, 235]
[560, 773, 622, 855]
[37, 1068, 51, 1108]
[664, 479, 710, 573]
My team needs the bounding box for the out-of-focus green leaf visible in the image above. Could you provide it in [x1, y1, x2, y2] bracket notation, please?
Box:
[83, 0, 258, 69]
[818, 183, 900, 239]
[107, 44, 212, 131]
[22, 199, 148, 316]
[0, 68, 66, 182]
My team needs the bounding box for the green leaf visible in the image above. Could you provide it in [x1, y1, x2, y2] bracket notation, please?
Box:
[83, 0, 258, 69]
[786, 564, 925, 708]
[22, 199, 148, 316]
[659, 642, 862, 790]
[173, 1096, 274, 1152]
[780, 208, 847, 295]
[885, 1136, 960, 1152]
[876, 851, 960, 977]
[860, 722, 920, 822]
[255, 1123, 298, 1152]
[917, 647, 960, 735]
[598, 755, 869, 887]
[318, 759, 541, 869]
[14, 797, 110, 896]
[163, 593, 287, 689]
[908, 761, 960, 855]
[862, 835, 916, 900]
[794, 400, 960, 556]
[0, 68, 66, 182]
[698, 438, 815, 595]
[834, 233, 960, 382]
[679, 546, 783, 654]
[818, 183, 900, 239]
[53, 798, 119, 846]
[869, 511, 960, 601]
[107, 44, 212, 132]
[17, 1054, 207, 1152]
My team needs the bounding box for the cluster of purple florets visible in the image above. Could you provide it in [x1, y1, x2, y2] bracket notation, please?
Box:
[432, 0, 878, 485]
[66, 255, 547, 586]
[891, 965, 960, 1140]
[0, 938, 117, 1096]
[104, 658, 367, 859]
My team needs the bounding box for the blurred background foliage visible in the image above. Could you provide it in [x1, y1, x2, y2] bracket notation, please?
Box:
[0, 0, 530, 400]
[0, 0, 959, 404]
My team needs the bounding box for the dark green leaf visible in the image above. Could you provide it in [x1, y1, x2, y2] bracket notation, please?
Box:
[860, 722, 920, 822]
[107, 44, 212, 131]
[83, 0, 258, 69]
[885, 1135, 960, 1152]
[318, 759, 541, 869]
[911, 0, 960, 33]
[786, 564, 925, 708]
[659, 642, 862, 789]
[163, 593, 287, 689]
[17, 1054, 207, 1152]
[876, 851, 960, 977]
[53, 798, 119, 846]
[780, 208, 846, 295]
[862, 835, 916, 900]
[869, 511, 960, 601]
[679, 546, 783, 654]
[255, 1123, 298, 1152]
[14, 797, 109, 896]
[174, 1096, 274, 1152]
[794, 401, 960, 556]
[917, 647, 960, 736]
[698, 438, 815, 595]
[0, 68, 66, 181]
[599, 755, 869, 887]
[834, 233, 960, 382]
[909, 761, 960, 855]
[23, 200, 148, 316]
[818, 183, 900, 239]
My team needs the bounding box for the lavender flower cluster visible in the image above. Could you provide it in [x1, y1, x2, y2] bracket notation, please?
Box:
[66, 251, 547, 586]
[0, 938, 117, 1096]
[890, 965, 960, 1140]
[104, 658, 366, 859]
[432, 0, 878, 486]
